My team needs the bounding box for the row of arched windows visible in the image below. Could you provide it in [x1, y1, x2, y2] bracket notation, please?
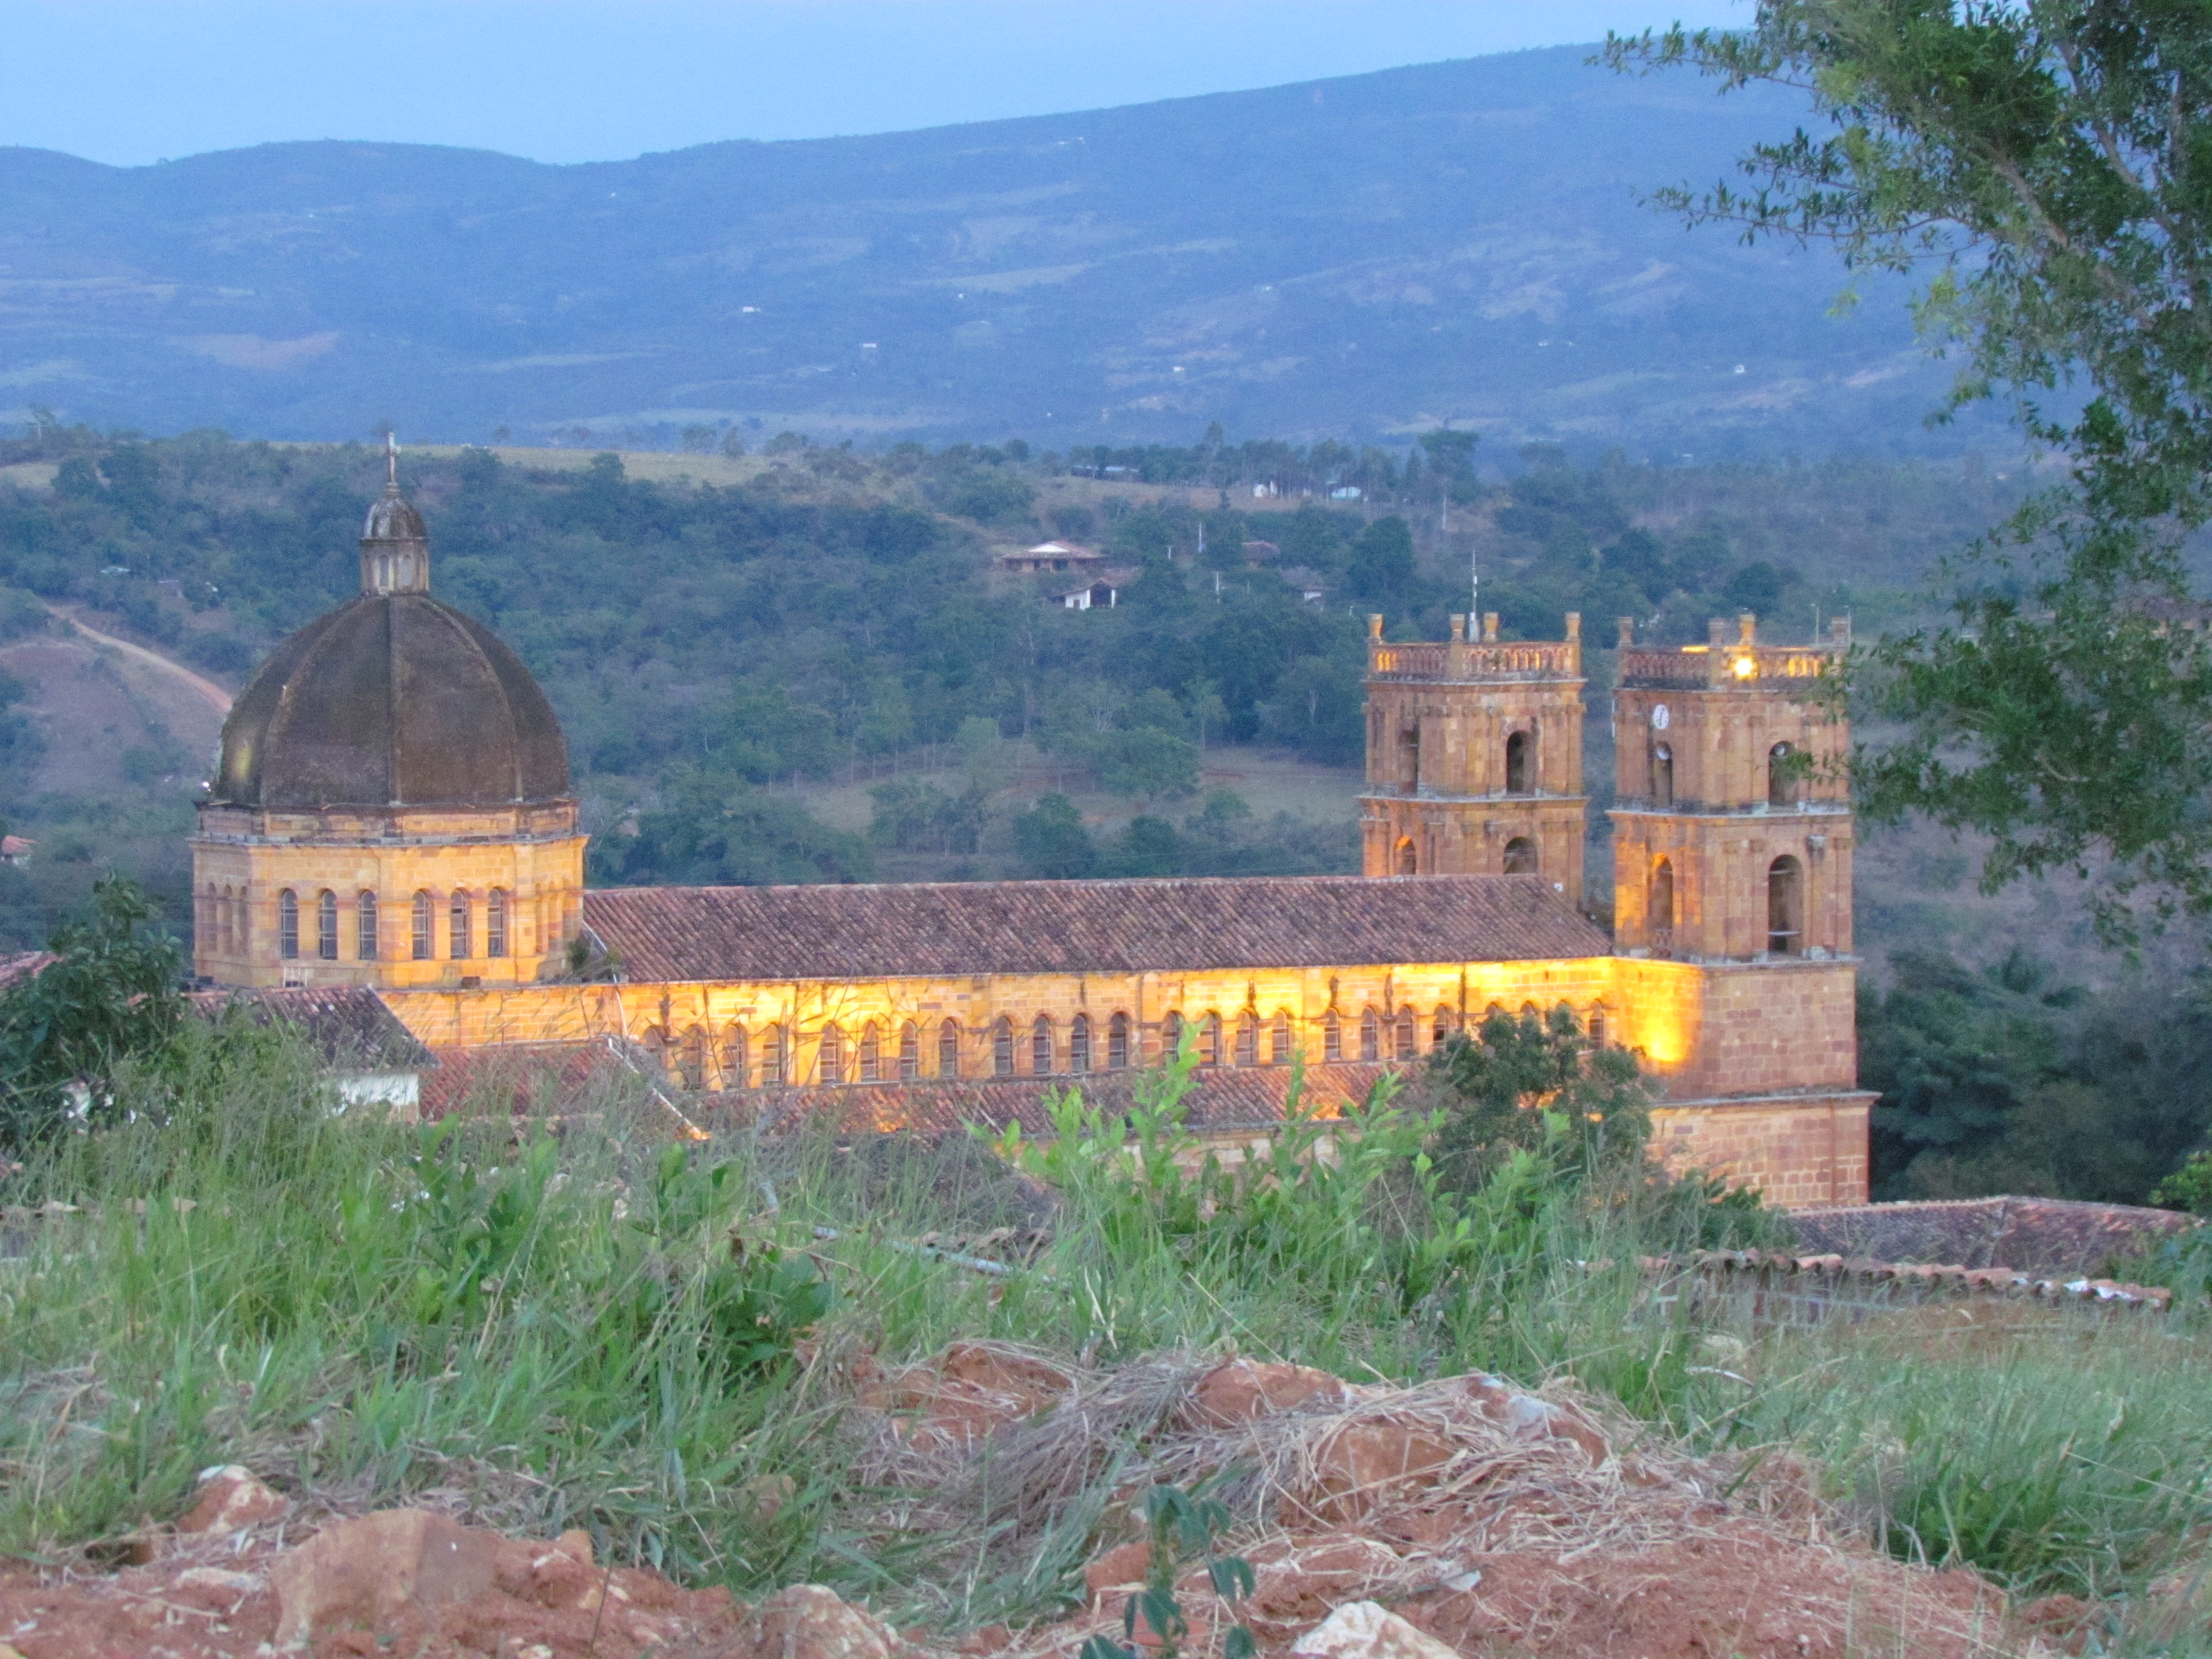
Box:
[213, 885, 517, 963]
[649, 1001, 1612, 1090]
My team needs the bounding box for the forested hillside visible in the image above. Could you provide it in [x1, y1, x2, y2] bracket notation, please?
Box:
[6, 426, 2206, 1204]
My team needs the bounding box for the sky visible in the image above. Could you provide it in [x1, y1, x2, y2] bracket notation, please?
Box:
[0, 0, 1747, 167]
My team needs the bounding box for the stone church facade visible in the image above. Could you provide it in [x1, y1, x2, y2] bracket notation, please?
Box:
[192, 479, 1871, 1204]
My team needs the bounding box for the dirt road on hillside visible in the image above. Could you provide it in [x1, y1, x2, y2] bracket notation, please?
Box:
[46, 606, 234, 716]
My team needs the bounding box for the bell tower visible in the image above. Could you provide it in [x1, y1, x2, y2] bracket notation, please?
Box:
[1610, 613, 1854, 960]
[1359, 611, 1587, 900]
[1607, 612, 1871, 1206]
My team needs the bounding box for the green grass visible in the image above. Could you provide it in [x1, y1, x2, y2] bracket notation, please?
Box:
[3, 1026, 2209, 1645]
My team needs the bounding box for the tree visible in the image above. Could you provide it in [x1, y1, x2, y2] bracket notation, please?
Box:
[0, 876, 185, 1148]
[1609, 4, 2212, 935]
[1424, 1005, 1652, 1185]
[1012, 793, 1098, 878]
[1344, 517, 1417, 603]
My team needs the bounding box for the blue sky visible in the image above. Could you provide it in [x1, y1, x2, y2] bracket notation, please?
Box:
[0, 0, 1745, 166]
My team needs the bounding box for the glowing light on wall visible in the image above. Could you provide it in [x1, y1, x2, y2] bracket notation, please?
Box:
[1731, 656, 1758, 679]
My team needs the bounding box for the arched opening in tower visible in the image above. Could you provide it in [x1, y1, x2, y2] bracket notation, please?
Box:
[1652, 741, 1673, 807]
[1505, 730, 1531, 795]
[1397, 838, 1418, 875]
[1769, 741, 1797, 807]
[1650, 857, 1674, 952]
[1768, 854, 1804, 955]
[1502, 836, 1538, 874]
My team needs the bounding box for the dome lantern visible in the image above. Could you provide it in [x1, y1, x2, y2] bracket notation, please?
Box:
[360, 434, 431, 595]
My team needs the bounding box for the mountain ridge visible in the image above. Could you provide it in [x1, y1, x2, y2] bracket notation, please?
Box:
[0, 46, 2003, 454]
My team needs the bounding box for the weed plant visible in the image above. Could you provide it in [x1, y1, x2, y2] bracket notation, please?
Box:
[2, 1024, 2208, 1641]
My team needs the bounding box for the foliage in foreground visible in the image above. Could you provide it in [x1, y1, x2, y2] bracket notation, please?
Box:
[1, 1024, 2208, 1636]
[1613, 6, 2212, 939]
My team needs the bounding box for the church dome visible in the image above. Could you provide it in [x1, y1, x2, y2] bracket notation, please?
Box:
[209, 459, 570, 811]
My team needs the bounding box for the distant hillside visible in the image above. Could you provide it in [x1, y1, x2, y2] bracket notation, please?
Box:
[0, 47, 2005, 456]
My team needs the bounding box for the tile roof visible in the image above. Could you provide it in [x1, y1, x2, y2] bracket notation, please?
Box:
[582, 874, 1609, 983]
[1789, 1196, 2201, 1276]
[187, 987, 437, 1071]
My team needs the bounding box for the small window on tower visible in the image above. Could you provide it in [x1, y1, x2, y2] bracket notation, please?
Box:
[1652, 741, 1674, 807]
[278, 890, 300, 960]
[412, 892, 434, 960]
[316, 890, 338, 961]
[1768, 855, 1805, 955]
[449, 891, 472, 960]
[1503, 837, 1538, 874]
[1769, 741, 1797, 807]
[1505, 729, 1532, 795]
[1397, 839, 1418, 876]
[1108, 1012, 1130, 1069]
[486, 889, 508, 958]
[357, 891, 379, 962]
[1651, 857, 1675, 951]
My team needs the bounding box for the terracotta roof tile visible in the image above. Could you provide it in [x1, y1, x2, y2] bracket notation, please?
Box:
[582, 875, 1608, 983]
[187, 986, 436, 1071]
[1789, 1196, 2201, 1276]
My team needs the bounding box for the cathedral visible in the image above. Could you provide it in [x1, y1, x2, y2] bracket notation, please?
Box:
[191, 471, 1871, 1204]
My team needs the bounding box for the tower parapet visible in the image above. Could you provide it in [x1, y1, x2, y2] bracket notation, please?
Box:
[1359, 611, 1587, 901]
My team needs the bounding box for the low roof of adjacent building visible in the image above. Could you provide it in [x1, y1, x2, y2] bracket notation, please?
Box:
[581, 873, 1610, 982]
[1789, 1196, 2200, 1276]
[188, 986, 436, 1072]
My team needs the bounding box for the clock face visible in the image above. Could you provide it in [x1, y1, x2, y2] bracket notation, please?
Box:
[1651, 704, 1670, 731]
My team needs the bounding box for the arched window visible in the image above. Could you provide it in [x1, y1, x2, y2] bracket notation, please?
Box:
[219, 885, 233, 953]
[486, 888, 509, 958]
[1032, 1015, 1054, 1075]
[1070, 1013, 1092, 1073]
[412, 891, 434, 960]
[939, 1018, 962, 1078]
[1397, 839, 1418, 876]
[1270, 1010, 1293, 1066]
[899, 1020, 920, 1080]
[1433, 1004, 1456, 1046]
[1769, 741, 1797, 808]
[679, 1026, 707, 1091]
[357, 891, 379, 962]
[761, 1024, 786, 1086]
[1768, 855, 1804, 955]
[1503, 837, 1538, 874]
[1235, 1012, 1259, 1067]
[1359, 1007, 1381, 1062]
[1400, 723, 1421, 792]
[1505, 729, 1532, 795]
[1108, 1013, 1130, 1069]
[196, 885, 211, 948]
[1324, 1009, 1344, 1061]
[859, 1021, 881, 1083]
[820, 1023, 846, 1085]
[278, 890, 300, 960]
[1395, 1006, 1418, 1060]
[1651, 857, 1675, 946]
[1588, 1003, 1608, 1048]
[1652, 741, 1674, 807]
[992, 1016, 1015, 1077]
[1162, 1011, 1184, 1061]
[449, 890, 472, 960]
[725, 1025, 751, 1088]
[1198, 1013, 1222, 1067]
[316, 890, 338, 960]
[1520, 1001, 1540, 1019]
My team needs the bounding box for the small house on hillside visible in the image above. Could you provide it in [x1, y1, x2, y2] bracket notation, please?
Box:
[1242, 540, 1281, 566]
[996, 540, 1108, 575]
[1056, 567, 1138, 610]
